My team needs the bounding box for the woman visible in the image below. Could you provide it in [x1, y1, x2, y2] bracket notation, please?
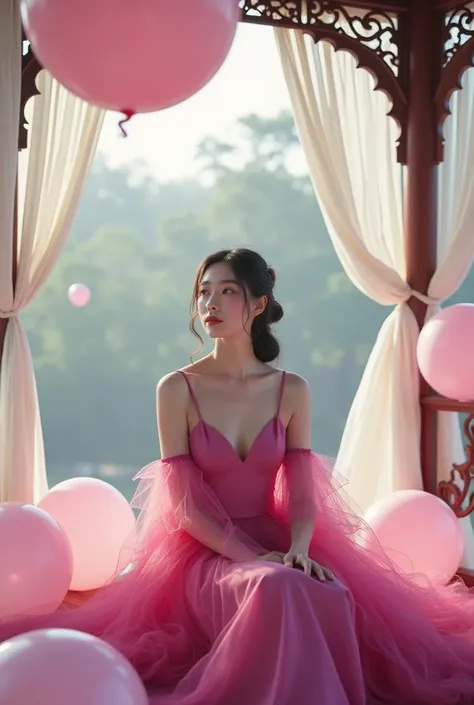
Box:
[3, 247, 474, 705]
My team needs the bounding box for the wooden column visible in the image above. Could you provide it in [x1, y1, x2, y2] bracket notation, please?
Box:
[404, 0, 443, 495]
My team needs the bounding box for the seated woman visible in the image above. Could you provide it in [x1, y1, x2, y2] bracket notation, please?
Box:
[2, 247, 474, 705]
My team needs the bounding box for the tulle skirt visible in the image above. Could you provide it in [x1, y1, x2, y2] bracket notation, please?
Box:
[1, 450, 474, 704]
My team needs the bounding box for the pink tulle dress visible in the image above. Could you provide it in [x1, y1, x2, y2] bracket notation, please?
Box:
[3, 369, 474, 704]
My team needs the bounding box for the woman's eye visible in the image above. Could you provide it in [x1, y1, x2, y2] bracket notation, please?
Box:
[223, 288, 234, 294]
[199, 289, 208, 296]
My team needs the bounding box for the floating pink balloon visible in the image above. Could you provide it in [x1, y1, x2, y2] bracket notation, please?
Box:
[417, 303, 474, 401]
[21, 0, 240, 117]
[0, 628, 148, 705]
[38, 478, 136, 591]
[364, 489, 463, 585]
[0, 503, 72, 619]
[68, 283, 90, 308]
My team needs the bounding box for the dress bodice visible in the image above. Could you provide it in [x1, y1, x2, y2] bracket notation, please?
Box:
[179, 371, 287, 519]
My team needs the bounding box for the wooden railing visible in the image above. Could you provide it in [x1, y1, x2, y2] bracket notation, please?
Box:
[421, 394, 474, 585]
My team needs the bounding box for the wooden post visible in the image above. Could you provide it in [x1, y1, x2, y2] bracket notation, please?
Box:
[404, 0, 443, 495]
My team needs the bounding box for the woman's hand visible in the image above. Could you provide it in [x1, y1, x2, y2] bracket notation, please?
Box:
[254, 551, 286, 564]
[282, 551, 334, 581]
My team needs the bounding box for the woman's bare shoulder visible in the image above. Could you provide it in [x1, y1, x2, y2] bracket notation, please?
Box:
[284, 371, 310, 391]
[156, 358, 216, 400]
[282, 371, 311, 409]
[156, 370, 188, 401]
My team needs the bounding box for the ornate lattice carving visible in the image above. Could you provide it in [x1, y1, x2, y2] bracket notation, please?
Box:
[240, 0, 305, 27]
[241, 1, 399, 71]
[240, 1, 407, 161]
[306, 4, 399, 73]
[240, 0, 399, 73]
[443, 3, 474, 65]
[438, 414, 474, 518]
[435, 4, 474, 161]
[20, 40, 42, 151]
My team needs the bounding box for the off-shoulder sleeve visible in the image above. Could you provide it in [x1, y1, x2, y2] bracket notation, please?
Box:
[276, 449, 363, 541]
[276, 449, 412, 573]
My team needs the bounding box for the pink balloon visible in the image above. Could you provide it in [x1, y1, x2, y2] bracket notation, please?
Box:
[0, 503, 72, 619]
[68, 283, 90, 308]
[364, 490, 464, 584]
[0, 628, 148, 705]
[21, 0, 240, 113]
[417, 303, 474, 401]
[38, 478, 136, 591]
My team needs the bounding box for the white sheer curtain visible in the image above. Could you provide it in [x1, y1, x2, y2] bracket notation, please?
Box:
[275, 28, 474, 520]
[275, 29, 425, 510]
[0, 25, 105, 502]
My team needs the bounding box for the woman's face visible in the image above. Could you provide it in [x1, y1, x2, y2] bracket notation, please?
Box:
[197, 262, 253, 340]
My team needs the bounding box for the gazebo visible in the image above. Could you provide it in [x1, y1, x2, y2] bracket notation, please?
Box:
[1, 0, 474, 582]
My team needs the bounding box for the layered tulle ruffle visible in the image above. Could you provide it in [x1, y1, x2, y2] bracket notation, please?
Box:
[1, 450, 474, 703]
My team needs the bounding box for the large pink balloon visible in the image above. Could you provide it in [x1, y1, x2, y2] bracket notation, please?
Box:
[364, 490, 464, 585]
[38, 478, 136, 591]
[417, 303, 474, 401]
[68, 283, 90, 308]
[0, 503, 72, 619]
[21, 0, 240, 113]
[0, 628, 147, 705]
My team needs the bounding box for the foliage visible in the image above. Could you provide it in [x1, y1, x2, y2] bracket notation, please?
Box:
[22, 110, 469, 485]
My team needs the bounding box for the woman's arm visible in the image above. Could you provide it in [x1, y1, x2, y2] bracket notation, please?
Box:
[156, 372, 260, 562]
[284, 373, 317, 555]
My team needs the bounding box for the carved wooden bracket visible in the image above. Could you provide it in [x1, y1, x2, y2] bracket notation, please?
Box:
[240, 1, 409, 162]
[435, 4, 474, 161]
[438, 414, 474, 518]
[240, 1, 474, 165]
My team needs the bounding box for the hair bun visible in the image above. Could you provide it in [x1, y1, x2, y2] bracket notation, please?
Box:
[268, 267, 276, 286]
[270, 300, 284, 324]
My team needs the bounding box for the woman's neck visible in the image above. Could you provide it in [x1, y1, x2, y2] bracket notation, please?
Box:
[210, 338, 263, 380]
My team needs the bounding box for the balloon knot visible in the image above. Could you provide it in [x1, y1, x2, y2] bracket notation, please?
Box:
[118, 110, 135, 138]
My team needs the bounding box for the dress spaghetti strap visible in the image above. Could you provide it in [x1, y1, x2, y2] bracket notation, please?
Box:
[177, 370, 203, 421]
[276, 371, 286, 419]
[178, 369, 286, 422]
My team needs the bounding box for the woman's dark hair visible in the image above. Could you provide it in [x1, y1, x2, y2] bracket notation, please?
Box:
[190, 248, 284, 363]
